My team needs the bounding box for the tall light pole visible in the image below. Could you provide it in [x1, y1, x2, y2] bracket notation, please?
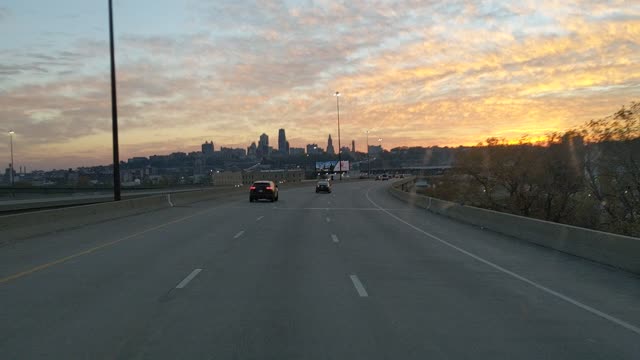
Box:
[334, 91, 342, 180]
[109, 0, 121, 201]
[378, 137, 383, 173]
[8, 130, 14, 186]
[366, 130, 370, 178]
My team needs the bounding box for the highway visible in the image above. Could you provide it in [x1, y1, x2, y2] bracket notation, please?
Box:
[0, 180, 639, 359]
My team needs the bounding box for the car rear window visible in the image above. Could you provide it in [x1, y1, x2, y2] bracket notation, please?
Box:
[253, 182, 271, 188]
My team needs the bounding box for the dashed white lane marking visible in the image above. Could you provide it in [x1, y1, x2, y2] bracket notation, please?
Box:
[256, 216, 264, 221]
[326, 217, 331, 223]
[331, 234, 339, 243]
[176, 269, 202, 289]
[364, 187, 640, 336]
[233, 230, 245, 239]
[350, 275, 368, 297]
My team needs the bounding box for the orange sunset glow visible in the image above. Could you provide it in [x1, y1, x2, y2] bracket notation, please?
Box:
[1, 1, 639, 169]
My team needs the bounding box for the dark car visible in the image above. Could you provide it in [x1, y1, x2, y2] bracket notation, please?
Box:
[316, 180, 331, 193]
[249, 180, 279, 202]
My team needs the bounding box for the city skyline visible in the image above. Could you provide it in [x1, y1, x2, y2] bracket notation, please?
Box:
[4, 125, 379, 171]
[1, 1, 639, 170]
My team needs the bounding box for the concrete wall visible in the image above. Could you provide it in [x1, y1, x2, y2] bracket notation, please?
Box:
[0, 194, 170, 244]
[389, 179, 640, 274]
[212, 171, 243, 186]
[242, 169, 304, 184]
[0, 186, 249, 244]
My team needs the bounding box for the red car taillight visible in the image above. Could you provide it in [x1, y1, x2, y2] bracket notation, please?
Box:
[266, 186, 273, 190]
[250, 186, 256, 190]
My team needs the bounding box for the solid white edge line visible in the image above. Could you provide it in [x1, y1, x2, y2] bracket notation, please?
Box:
[350, 274, 369, 297]
[256, 216, 264, 221]
[167, 194, 174, 207]
[331, 234, 339, 243]
[233, 230, 245, 239]
[364, 186, 640, 336]
[176, 268, 202, 289]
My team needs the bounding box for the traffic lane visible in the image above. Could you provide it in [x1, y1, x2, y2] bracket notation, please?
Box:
[0, 196, 274, 358]
[272, 179, 378, 212]
[0, 191, 249, 279]
[0, 182, 316, 282]
[112, 184, 382, 359]
[325, 183, 640, 359]
[365, 182, 640, 327]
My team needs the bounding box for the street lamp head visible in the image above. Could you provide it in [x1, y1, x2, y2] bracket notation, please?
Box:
[9, 130, 14, 135]
[334, 91, 340, 97]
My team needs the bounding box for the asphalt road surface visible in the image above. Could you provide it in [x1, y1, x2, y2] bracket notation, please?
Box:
[1, 181, 639, 359]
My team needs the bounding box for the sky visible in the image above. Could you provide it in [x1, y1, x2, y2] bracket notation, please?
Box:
[1, 0, 639, 170]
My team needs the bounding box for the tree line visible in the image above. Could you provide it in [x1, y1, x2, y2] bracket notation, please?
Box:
[422, 102, 640, 237]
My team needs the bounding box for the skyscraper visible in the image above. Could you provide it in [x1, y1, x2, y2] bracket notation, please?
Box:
[258, 133, 269, 157]
[306, 144, 321, 155]
[352, 140, 355, 152]
[247, 142, 257, 157]
[327, 134, 335, 155]
[201, 141, 214, 155]
[278, 129, 288, 155]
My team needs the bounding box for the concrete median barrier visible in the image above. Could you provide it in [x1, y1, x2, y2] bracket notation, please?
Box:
[389, 182, 640, 274]
[0, 186, 250, 245]
[0, 194, 171, 245]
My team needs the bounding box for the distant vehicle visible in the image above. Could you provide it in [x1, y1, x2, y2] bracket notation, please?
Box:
[375, 175, 381, 180]
[316, 180, 332, 193]
[249, 180, 279, 202]
[381, 174, 390, 181]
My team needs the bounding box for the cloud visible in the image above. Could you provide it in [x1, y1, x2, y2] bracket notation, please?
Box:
[1, 0, 640, 169]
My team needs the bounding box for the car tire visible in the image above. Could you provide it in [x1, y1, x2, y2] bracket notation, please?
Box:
[275, 195, 279, 202]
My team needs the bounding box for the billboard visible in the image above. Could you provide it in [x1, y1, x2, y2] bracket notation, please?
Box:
[315, 160, 350, 171]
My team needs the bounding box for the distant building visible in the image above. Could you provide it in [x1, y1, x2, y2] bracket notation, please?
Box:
[202, 141, 214, 155]
[368, 145, 383, 155]
[127, 157, 149, 168]
[278, 129, 288, 155]
[340, 146, 351, 154]
[213, 171, 243, 186]
[306, 144, 322, 155]
[326, 135, 335, 155]
[286, 140, 290, 155]
[258, 133, 269, 157]
[289, 147, 305, 156]
[193, 153, 205, 175]
[352, 140, 355, 152]
[247, 142, 257, 157]
[219, 147, 247, 159]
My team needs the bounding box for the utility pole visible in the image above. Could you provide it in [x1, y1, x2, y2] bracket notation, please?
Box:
[109, 0, 121, 201]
